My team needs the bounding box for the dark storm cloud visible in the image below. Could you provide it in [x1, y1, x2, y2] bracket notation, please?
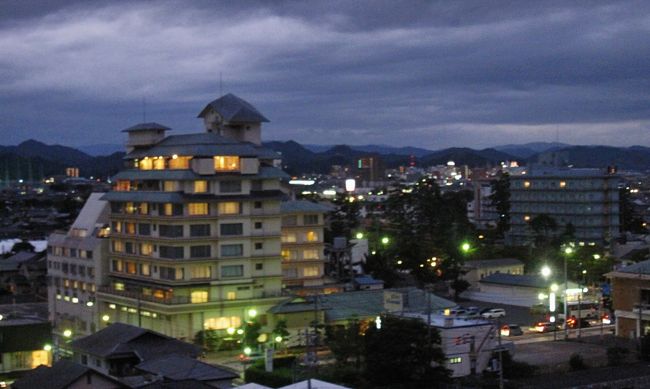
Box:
[0, 1, 649, 149]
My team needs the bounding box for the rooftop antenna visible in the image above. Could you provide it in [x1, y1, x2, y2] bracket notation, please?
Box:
[219, 72, 223, 96]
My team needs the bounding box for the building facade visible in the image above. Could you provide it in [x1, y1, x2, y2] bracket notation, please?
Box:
[95, 94, 289, 341]
[47, 193, 110, 345]
[507, 167, 620, 245]
[606, 260, 650, 339]
[280, 200, 334, 294]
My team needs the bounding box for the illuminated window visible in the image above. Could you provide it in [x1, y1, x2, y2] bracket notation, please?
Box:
[114, 282, 125, 291]
[191, 290, 208, 304]
[448, 357, 462, 364]
[214, 156, 240, 171]
[218, 202, 240, 215]
[524, 181, 531, 188]
[126, 262, 137, 275]
[63, 279, 70, 287]
[125, 202, 136, 214]
[191, 265, 211, 279]
[163, 181, 177, 192]
[303, 266, 319, 277]
[139, 202, 149, 215]
[188, 203, 209, 215]
[153, 157, 165, 170]
[112, 260, 123, 272]
[139, 158, 153, 170]
[194, 180, 208, 193]
[560, 181, 567, 188]
[281, 233, 297, 243]
[282, 250, 298, 261]
[305, 231, 318, 242]
[116, 180, 130, 191]
[169, 156, 190, 169]
[204, 316, 241, 330]
[112, 240, 124, 253]
[126, 223, 136, 235]
[163, 203, 183, 216]
[140, 243, 153, 256]
[112, 221, 122, 233]
[303, 249, 319, 260]
[140, 263, 150, 276]
[227, 292, 236, 300]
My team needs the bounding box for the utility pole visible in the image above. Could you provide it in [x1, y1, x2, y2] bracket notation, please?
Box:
[564, 254, 569, 340]
[497, 317, 504, 389]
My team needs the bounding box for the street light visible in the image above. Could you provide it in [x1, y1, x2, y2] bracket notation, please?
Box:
[63, 329, 72, 338]
[248, 309, 258, 318]
[355, 232, 364, 240]
[381, 236, 390, 245]
[541, 265, 552, 279]
[461, 242, 471, 253]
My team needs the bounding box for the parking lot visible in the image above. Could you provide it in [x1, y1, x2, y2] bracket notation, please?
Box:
[456, 299, 543, 330]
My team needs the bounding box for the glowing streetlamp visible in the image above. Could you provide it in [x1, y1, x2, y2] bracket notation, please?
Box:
[244, 347, 252, 356]
[43, 344, 52, 352]
[381, 237, 390, 245]
[355, 232, 364, 240]
[248, 308, 258, 318]
[227, 327, 236, 335]
[275, 336, 283, 343]
[541, 265, 552, 279]
[461, 242, 471, 253]
[63, 329, 72, 338]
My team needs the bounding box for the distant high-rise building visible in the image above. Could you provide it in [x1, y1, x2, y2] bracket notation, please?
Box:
[355, 155, 384, 185]
[507, 167, 620, 245]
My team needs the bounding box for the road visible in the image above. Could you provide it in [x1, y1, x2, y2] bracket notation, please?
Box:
[508, 324, 615, 344]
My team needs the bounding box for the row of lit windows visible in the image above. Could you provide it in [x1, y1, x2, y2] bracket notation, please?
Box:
[112, 201, 244, 217]
[111, 260, 246, 280]
[48, 246, 93, 259]
[115, 180, 243, 194]
[281, 231, 320, 243]
[107, 303, 159, 318]
[281, 249, 322, 261]
[53, 277, 97, 292]
[135, 155, 240, 172]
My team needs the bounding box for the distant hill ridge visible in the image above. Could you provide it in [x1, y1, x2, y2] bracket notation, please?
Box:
[2, 139, 650, 178]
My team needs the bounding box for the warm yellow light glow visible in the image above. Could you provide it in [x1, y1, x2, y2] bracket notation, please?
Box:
[102, 315, 110, 322]
[248, 309, 258, 318]
[63, 329, 72, 338]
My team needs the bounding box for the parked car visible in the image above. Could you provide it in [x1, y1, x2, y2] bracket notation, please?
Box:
[500, 324, 523, 337]
[532, 321, 558, 333]
[481, 308, 506, 319]
[448, 308, 467, 316]
[465, 306, 480, 315]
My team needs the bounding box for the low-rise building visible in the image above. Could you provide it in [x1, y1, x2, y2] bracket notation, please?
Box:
[0, 303, 51, 380]
[462, 258, 524, 288]
[401, 313, 501, 378]
[606, 260, 650, 339]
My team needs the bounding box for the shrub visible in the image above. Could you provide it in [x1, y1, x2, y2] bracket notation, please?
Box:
[607, 346, 629, 366]
[640, 335, 650, 361]
[569, 353, 586, 370]
[244, 365, 293, 388]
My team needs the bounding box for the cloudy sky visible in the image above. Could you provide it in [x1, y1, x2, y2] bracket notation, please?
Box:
[1, 0, 650, 150]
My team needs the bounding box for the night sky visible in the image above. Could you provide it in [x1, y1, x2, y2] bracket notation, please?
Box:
[1, 1, 649, 149]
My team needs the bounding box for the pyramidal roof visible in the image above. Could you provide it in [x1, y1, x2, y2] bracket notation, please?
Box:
[122, 122, 171, 132]
[197, 93, 269, 123]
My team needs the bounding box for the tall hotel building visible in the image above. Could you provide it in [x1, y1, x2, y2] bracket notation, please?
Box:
[95, 94, 290, 340]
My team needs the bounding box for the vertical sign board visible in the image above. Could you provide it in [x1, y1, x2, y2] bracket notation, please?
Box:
[383, 290, 404, 313]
